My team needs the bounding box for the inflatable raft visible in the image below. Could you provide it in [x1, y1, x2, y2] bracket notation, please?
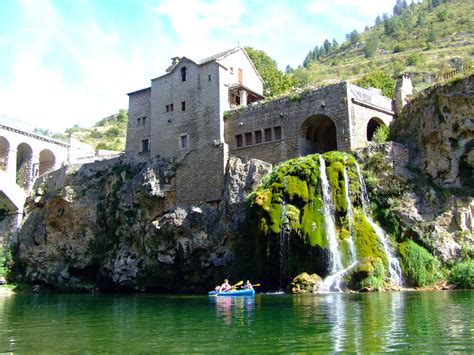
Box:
[208, 289, 255, 296]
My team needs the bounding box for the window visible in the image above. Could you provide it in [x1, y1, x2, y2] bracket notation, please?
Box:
[255, 130, 262, 144]
[142, 117, 147, 126]
[236, 134, 243, 148]
[180, 134, 188, 149]
[181, 101, 186, 111]
[170, 104, 174, 112]
[238, 68, 243, 84]
[137, 117, 141, 126]
[166, 105, 169, 113]
[274, 126, 282, 140]
[141, 139, 149, 153]
[181, 67, 187, 82]
[245, 132, 252, 146]
[264, 128, 272, 142]
[208, 74, 211, 81]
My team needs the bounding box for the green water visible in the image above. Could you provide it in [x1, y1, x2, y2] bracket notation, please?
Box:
[1, 291, 473, 352]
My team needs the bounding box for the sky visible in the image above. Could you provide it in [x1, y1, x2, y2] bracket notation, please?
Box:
[0, 0, 398, 132]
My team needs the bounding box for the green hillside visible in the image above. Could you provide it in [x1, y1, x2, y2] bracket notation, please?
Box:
[290, 0, 473, 92]
[36, 109, 128, 151]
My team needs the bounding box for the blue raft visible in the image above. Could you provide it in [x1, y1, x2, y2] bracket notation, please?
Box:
[208, 289, 255, 296]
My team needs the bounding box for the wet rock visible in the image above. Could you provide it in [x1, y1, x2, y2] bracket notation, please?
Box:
[289, 272, 323, 294]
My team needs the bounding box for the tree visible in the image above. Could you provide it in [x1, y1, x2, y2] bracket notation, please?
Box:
[363, 38, 379, 58]
[323, 39, 332, 54]
[355, 68, 396, 97]
[245, 47, 295, 97]
[349, 30, 360, 45]
[332, 38, 339, 49]
[375, 15, 382, 25]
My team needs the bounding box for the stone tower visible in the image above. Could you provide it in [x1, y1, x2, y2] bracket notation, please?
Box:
[394, 74, 413, 114]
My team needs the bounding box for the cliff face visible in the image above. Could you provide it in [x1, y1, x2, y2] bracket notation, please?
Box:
[14, 157, 271, 292]
[391, 74, 474, 187]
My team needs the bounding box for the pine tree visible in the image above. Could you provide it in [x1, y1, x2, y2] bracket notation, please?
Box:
[375, 15, 382, 25]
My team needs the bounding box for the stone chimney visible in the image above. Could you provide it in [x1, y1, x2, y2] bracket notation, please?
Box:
[394, 74, 413, 115]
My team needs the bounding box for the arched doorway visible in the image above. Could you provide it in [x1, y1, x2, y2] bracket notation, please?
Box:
[367, 117, 386, 142]
[16, 143, 33, 189]
[299, 115, 337, 155]
[38, 149, 56, 176]
[0, 136, 9, 172]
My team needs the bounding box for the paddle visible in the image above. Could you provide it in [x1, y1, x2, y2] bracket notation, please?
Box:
[252, 284, 261, 287]
[231, 281, 243, 290]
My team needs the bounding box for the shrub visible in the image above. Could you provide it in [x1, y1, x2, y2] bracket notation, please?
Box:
[399, 240, 441, 287]
[449, 259, 474, 289]
[406, 53, 421, 66]
[372, 125, 390, 143]
[393, 44, 405, 53]
[0, 245, 13, 279]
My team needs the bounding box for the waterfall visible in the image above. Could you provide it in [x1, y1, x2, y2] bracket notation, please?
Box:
[343, 166, 357, 264]
[321, 261, 358, 292]
[278, 202, 289, 291]
[319, 155, 343, 274]
[356, 164, 404, 286]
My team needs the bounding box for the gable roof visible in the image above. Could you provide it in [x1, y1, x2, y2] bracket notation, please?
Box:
[152, 46, 264, 85]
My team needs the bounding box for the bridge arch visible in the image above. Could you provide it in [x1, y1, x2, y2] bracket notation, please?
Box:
[367, 117, 386, 142]
[0, 136, 9, 172]
[38, 149, 56, 176]
[299, 114, 337, 155]
[16, 142, 33, 189]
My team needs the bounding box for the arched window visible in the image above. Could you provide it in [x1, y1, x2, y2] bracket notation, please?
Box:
[367, 117, 386, 142]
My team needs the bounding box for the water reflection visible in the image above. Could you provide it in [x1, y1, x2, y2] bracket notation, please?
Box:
[209, 296, 255, 326]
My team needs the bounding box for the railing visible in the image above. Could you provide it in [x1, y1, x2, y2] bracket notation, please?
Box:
[435, 66, 473, 83]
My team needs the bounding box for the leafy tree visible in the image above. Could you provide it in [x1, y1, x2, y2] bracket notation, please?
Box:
[33, 128, 52, 137]
[364, 38, 379, 58]
[355, 68, 396, 97]
[245, 47, 294, 97]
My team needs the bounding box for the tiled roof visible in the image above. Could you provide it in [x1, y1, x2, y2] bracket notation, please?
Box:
[197, 47, 241, 65]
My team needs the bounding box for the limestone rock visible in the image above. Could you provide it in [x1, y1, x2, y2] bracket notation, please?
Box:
[12, 156, 270, 292]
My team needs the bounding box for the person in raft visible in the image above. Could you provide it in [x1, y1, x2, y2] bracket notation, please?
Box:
[215, 279, 232, 293]
[243, 280, 254, 290]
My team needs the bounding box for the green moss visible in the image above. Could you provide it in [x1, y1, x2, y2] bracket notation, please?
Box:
[285, 176, 309, 202]
[399, 240, 441, 287]
[285, 204, 301, 230]
[300, 199, 326, 247]
[448, 259, 474, 289]
[353, 209, 388, 269]
[326, 161, 347, 213]
[268, 203, 283, 234]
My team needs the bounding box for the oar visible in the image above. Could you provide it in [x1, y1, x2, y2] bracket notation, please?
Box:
[252, 284, 261, 287]
[231, 281, 243, 289]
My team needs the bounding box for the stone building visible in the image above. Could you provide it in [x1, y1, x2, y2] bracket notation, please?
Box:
[125, 47, 398, 204]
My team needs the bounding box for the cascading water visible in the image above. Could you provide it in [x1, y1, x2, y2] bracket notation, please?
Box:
[319, 155, 343, 274]
[356, 164, 404, 286]
[343, 166, 357, 264]
[278, 202, 289, 290]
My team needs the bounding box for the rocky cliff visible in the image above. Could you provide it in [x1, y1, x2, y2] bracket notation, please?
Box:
[13, 157, 270, 292]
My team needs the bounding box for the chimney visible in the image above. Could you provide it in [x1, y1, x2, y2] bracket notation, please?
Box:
[394, 74, 413, 115]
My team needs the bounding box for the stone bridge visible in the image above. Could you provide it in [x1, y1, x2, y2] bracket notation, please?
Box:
[0, 121, 96, 221]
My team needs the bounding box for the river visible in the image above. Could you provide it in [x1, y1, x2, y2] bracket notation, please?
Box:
[1, 291, 472, 352]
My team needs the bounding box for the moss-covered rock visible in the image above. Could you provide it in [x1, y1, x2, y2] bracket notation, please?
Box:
[345, 257, 386, 291]
[289, 272, 323, 293]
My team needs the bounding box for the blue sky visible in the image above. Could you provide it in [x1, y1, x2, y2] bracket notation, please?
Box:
[0, 0, 398, 131]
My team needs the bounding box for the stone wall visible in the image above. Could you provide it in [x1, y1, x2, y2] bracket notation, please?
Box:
[125, 88, 151, 160]
[224, 82, 350, 164]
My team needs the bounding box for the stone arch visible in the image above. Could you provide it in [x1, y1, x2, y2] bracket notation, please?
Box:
[16, 143, 33, 189]
[367, 117, 386, 142]
[38, 149, 56, 176]
[299, 115, 337, 155]
[0, 136, 10, 172]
